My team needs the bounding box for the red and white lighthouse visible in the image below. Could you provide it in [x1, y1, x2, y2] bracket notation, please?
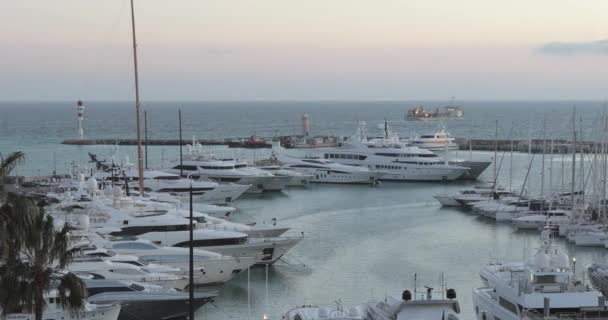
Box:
[77, 100, 85, 139]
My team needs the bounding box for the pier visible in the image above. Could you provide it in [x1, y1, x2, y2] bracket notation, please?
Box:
[453, 138, 595, 154]
[62, 136, 596, 153]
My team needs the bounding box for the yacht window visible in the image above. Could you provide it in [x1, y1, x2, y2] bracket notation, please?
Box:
[85, 252, 113, 258]
[118, 260, 146, 267]
[113, 242, 158, 250]
[291, 165, 324, 169]
[172, 165, 198, 171]
[234, 164, 247, 168]
[142, 255, 209, 261]
[173, 236, 247, 247]
[533, 275, 557, 284]
[88, 286, 134, 296]
[129, 283, 145, 291]
[374, 153, 399, 157]
[154, 176, 180, 180]
[358, 155, 367, 160]
[420, 135, 435, 138]
[111, 268, 144, 275]
[498, 297, 518, 315]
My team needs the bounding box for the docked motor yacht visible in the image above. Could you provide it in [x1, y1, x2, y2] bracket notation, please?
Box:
[3, 290, 121, 320]
[100, 237, 256, 285]
[434, 186, 514, 208]
[92, 186, 290, 238]
[257, 165, 314, 187]
[406, 128, 459, 151]
[284, 288, 461, 320]
[84, 279, 215, 320]
[164, 140, 291, 193]
[276, 154, 384, 184]
[89, 153, 249, 204]
[68, 259, 192, 290]
[313, 122, 470, 181]
[511, 210, 571, 229]
[473, 228, 604, 320]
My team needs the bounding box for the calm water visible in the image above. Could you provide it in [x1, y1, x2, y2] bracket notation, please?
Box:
[1, 101, 608, 320]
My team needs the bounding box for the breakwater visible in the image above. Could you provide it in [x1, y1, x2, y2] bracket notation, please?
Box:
[62, 137, 595, 153]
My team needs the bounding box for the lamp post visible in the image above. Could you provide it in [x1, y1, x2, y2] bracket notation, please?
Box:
[573, 257, 577, 277]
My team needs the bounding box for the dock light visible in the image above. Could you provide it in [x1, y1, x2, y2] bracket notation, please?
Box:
[262, 314, 269, 320]
[573, 257, 576, 276]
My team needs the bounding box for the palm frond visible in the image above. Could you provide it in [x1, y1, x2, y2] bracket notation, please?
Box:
[56, 272, 87, 317]
[0, 152, 25, 179]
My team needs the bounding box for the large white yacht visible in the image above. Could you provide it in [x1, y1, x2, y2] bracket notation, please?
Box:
[406, 128, 459, 151]
[314, 122, 470, 181]
[473, 228, 604, 320]
[162, 140, 291, 193]
[275, 154, 384, 184]
[257, 165, 315, 187]
[83, 279, 215, 320]
[68, 259, 191, 290]
[284, 287, 461, 320]
[89, 154, 249, 204]
[4, 290, 121, 320]
[96, 237, 256, 285]
[48, 186, 302, 265]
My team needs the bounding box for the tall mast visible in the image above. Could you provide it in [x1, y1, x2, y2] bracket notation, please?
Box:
[571, 107, 577, 214]
[494, 120, 498, 185]
[540, 118, 546, 210]
[130, 0, 145, 194]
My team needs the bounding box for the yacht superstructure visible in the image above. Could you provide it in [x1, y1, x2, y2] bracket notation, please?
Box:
[407, 128, 459, 151]
[473, 228, 604, 320]
[314, 122, 470, 181]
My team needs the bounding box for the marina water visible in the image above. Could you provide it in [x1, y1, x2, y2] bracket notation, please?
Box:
[2, 100, 607, 319]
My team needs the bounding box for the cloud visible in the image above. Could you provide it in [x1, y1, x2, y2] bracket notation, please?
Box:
[538, 39, 608, 56]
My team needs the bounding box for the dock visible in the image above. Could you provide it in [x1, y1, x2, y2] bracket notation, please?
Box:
[61, 135, 338, 149]
[453, 138, 595, 154]
[62, 137, 596, 153]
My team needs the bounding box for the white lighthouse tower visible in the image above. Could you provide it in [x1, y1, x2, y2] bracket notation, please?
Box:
[77, 100, 85, 139]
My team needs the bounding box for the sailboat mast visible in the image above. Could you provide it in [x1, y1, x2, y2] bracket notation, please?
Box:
[130, 0, 145, 194]
[571, 107, 577, 213]
[494, 120, 498, 185]
[540, 119, 546, 210]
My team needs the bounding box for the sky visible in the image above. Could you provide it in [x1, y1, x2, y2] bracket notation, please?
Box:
[1, 0, 607, 101]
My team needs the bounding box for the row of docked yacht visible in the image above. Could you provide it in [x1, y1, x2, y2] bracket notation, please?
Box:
[260, 122, 491, 183]
[280, 227, 607, 320]
[13, 171, 305, 320]
[473, 227, 606, 320]
[165, 140, 293, 193]
[433, 182, 608, 250]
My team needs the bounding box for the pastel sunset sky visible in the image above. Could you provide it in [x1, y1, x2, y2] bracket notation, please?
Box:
[2, 0, 607, 100]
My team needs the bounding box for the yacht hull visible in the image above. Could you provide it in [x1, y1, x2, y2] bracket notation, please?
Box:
[449, 160, 492, 180]
[6, 304, 121, 320]
[150, 257, 255, 285]
[433, 195, 461, 207]
[88, 295, 212, 320]
[202, 237, 303, 265]
[378, 166, 468, 181]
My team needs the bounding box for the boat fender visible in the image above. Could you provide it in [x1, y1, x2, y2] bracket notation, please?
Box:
[447, 288, 456, 300]
[402, 290, 412, 301]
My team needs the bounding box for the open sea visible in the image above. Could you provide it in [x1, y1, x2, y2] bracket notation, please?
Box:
[2, 100, 608, 320]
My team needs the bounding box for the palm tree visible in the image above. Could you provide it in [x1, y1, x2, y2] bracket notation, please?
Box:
[0, 195, 86, 320]
[0, 151, 25, 180]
